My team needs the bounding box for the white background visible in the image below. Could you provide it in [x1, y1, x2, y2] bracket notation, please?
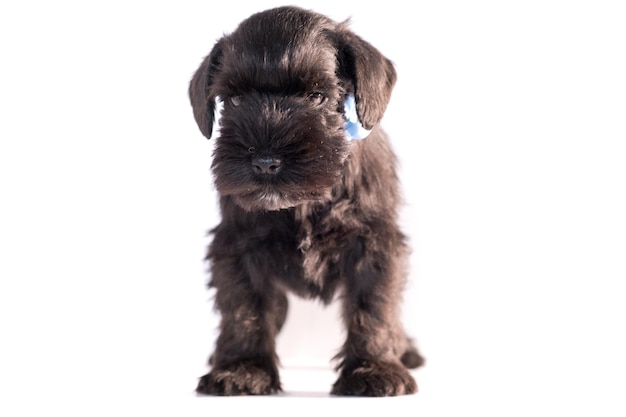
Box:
[1, 0, 625, 415]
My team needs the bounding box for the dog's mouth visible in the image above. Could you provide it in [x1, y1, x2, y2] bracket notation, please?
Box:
[231, 187, 330, 212]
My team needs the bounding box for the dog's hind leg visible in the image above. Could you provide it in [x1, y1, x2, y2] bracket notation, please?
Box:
[274, 290, 289, 333]
[400, 336, 425, 369]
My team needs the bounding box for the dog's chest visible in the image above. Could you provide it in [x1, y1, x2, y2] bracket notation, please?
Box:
[292, 202, 358, 291]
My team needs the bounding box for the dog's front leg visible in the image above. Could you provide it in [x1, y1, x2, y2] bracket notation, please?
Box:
[196, 254, 285, 395]
[332, 299, 418, 396]
[332, 239, 418, 396]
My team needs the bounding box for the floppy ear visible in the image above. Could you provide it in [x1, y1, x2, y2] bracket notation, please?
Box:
[334, 23, 397, 130]
[188, 38, 224, 139]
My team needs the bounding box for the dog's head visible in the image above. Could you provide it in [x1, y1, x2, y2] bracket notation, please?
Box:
[189, 6, 396, 211]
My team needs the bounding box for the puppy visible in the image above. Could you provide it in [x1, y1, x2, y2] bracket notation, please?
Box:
[188, 6, 424, 396]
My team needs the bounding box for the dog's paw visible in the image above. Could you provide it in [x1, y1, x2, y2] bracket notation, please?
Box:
[331, 360, 417, 396]
[196, 360, 281, 396]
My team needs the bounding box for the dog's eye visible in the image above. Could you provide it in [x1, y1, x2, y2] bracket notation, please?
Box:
[229, 96, 241, 107]
[307, 92, 325, 105]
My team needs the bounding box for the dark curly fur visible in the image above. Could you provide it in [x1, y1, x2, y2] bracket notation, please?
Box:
[189, 6, 424, 397]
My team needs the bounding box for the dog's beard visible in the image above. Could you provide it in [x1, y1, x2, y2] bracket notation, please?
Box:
[230, 187, 331, 212]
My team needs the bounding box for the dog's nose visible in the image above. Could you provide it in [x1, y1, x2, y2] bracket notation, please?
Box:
[252, 156, 282, 175]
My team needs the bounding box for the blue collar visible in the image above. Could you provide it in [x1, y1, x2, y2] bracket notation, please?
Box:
[344, 94, 372, 140]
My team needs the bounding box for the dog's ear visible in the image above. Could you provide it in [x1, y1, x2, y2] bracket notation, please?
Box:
[334, 24, 397, 130]
[189, 38, 224, 139]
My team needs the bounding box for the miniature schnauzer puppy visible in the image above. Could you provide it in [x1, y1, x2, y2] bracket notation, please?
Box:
[188, 6, 424, 396]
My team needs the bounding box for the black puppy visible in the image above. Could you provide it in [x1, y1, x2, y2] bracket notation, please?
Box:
[189, 6, 424, 396]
